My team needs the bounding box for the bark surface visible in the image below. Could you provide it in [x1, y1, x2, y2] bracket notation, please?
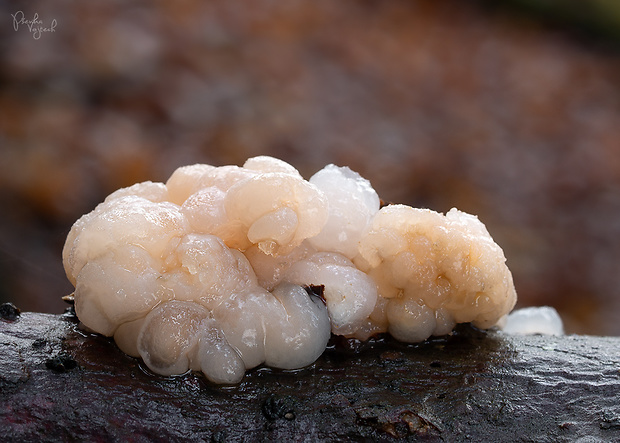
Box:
[1, 310, 619, 441]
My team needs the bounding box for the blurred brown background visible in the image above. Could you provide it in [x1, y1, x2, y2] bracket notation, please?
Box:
[1, 0, 620, 335]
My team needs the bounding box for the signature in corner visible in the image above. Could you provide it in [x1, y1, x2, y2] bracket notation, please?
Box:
[11, 10, 57, 40]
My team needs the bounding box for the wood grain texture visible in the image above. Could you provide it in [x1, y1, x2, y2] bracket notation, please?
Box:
[1, 311, 619, 441]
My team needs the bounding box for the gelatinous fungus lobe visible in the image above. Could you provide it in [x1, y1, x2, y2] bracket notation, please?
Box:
[62, 156, 517, 383]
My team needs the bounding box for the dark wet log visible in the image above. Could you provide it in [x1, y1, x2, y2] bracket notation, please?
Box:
[1, 311, 619, 442]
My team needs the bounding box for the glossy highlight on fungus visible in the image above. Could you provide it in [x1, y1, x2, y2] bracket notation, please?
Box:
[63, 156, 517, 383]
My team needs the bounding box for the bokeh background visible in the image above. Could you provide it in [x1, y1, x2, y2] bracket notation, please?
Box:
[1, 0, 620, 335]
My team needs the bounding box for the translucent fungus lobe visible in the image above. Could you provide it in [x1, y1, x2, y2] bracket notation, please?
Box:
[284, 252, 378, 337]
[62, 156, 518, 384]
[500, 306, 564, 336]
[356, 205, 516, 342]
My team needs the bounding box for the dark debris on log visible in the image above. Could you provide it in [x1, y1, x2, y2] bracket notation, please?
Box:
[1, 311, 619, 442]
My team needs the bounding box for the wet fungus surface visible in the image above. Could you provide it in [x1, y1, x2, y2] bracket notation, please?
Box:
[62, 156, 517, 383]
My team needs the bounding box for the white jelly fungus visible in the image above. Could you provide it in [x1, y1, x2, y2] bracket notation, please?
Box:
[499, 306, 564, 336]
[63, 156, 518, 383]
